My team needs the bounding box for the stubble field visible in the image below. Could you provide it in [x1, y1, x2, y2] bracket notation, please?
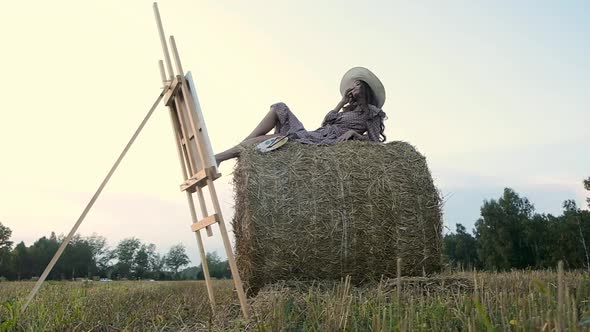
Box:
[1, 270, 589, 331]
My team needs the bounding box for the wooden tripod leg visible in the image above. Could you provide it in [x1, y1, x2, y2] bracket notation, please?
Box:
[21, 92, 165, 313]
[186, 192, 216, 310]
[206, 179, 250, 319]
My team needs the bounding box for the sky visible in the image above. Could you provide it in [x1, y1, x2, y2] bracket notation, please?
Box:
[0, 0, 588, 265]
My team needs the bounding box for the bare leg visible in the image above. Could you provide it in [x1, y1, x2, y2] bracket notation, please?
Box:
[215, 134, 281, 166]
[215, 105, 286, 166]
[244, 109, 279, 140]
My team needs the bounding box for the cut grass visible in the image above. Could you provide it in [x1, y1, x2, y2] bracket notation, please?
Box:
[1, 271, 589, 331]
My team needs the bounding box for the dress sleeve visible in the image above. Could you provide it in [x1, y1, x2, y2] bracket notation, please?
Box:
[321, 109, 339, 127]
[365, 106, 386, 142]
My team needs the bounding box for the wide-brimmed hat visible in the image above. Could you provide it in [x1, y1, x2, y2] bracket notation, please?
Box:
[340, 67, 386, 108]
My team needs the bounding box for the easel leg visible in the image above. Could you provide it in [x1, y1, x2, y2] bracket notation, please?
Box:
[186, 192, 216, 311]
[206, 179, 250, 319]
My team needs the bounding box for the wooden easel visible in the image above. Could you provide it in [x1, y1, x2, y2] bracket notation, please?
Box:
[153, 3, 249, 318]
[21, 2, 248, 319]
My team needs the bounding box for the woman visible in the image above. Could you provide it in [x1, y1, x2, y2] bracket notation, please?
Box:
[215, 67, 387, 166]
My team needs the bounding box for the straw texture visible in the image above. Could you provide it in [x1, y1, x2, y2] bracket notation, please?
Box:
[232, 141, 443, 294]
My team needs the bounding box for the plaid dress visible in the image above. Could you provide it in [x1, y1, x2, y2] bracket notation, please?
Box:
[271, 102, 386, 144]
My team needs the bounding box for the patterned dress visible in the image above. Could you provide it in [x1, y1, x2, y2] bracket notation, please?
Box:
[271, 102, 386, 145]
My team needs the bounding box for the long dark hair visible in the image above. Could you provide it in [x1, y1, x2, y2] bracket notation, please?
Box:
[360, 81, 386, 142]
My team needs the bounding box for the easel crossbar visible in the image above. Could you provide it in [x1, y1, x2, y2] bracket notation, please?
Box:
[191, 214, 218, 232]
[180, 167, 221, 193]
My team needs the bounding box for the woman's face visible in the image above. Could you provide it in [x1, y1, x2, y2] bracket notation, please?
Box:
[350, 80, 365, 100]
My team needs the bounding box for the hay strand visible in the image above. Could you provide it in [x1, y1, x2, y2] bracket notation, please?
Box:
[232, 141, 443, 294]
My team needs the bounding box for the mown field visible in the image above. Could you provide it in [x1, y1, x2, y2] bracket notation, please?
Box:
[1, 271, 589, 331]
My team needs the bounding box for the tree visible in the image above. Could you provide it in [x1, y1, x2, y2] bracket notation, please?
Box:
[114, 238, 141, 279]
[151, 253, 167, 280]
[523, 213, 552, 268]
[179, 266, 201, 280]
[557, 200, 590, 270]
[197, 252, 231, 279]
[0, 222, 13, 277]
[134, 243, 158, 279]
[584, 177, 590, 208]
[29, 233, 60, 279]
[12, 242, 31, 280]
[87, 234, 114, 277]
[59, 234, 94, 279]
[475, 188, 535, 270]
[165, 244, 190, 277]
[0, 222, 12, 252]
[443, 224, 479, 269]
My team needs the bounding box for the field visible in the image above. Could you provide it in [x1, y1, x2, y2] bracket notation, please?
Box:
[1, 271, 590, 331]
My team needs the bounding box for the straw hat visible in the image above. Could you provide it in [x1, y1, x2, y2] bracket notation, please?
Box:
[339, 67, 386, 108]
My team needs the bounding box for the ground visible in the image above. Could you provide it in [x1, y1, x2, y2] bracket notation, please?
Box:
[1, 271, 589, 331]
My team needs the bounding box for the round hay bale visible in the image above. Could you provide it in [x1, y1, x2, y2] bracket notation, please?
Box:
[232, 141, 443, 294]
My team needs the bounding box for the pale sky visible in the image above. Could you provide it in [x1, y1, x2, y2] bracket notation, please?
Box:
[1, 1, 588, 265]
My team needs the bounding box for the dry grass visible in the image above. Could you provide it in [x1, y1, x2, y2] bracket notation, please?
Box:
[232, 141, 443, 294]
[1, 270, 589, 331]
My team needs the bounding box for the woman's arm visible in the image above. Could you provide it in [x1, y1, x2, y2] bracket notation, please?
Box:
[334, 87, 353, 112]
[322, 109, 340, 127]
[322, 88, 353, 127]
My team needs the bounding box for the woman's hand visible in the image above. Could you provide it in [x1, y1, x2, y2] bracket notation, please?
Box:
[336, 130, 358, 143]
[340, 87, 353, 105]
[334, 87, 353, 111]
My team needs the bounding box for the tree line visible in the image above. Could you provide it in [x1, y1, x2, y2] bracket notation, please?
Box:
[0, 227, 230, 281]
[1, 177, 588, 280]
[444, 177, 590, 271]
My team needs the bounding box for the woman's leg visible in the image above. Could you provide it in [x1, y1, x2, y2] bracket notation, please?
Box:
[215, 134, 281, 166]
[243, 109, 279, 140]
[215, 103, 290, 165]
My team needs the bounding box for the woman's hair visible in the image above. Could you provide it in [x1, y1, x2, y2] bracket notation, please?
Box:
[360, 81, 387, 142]
[360, 80, 376, 107]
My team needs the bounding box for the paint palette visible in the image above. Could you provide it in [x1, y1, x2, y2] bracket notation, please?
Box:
[256, 136, 289, 153]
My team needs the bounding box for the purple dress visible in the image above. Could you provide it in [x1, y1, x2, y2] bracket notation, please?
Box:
[271, 102, 386, 144]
